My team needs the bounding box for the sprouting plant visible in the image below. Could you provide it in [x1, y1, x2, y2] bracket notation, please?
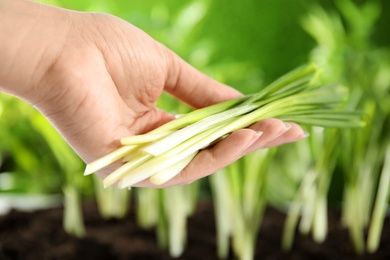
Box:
[93, 175, 130, 219]
[282, 0, 390, 253]
[210, 149, 272, 260]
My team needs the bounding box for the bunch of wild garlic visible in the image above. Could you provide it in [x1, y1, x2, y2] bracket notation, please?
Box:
[84, 64, 362, 189]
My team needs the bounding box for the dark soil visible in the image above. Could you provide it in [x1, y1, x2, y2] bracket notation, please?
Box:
[0, 200, 389, 260]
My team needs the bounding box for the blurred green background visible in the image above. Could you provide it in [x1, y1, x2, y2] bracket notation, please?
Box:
[1, 0, 389, 209]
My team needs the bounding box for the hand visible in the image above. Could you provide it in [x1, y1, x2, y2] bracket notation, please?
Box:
[0, 0, 306, 187]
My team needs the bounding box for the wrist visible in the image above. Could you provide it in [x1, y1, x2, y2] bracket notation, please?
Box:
[0, 0, 74, 105]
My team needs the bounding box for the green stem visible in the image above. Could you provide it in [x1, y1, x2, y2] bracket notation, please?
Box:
[367, 144, 390, 252]
[63, 184, 85, 238]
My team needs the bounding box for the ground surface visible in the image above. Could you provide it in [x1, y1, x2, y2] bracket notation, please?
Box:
[0, 200, 389, 260]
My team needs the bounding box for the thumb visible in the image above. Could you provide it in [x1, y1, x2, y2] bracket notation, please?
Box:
[163, 49, 242, 109]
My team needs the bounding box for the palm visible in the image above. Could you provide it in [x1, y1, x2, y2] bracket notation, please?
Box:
[44, 15, 164, 154]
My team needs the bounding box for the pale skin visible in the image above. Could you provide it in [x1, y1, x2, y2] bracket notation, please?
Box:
[0, 0, 307, 188]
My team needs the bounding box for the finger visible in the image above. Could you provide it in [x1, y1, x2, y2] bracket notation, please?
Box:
[244, 120, 306, 154]
[163, 49, 242, 109]
[134, 119, 302, 188]
[174, 129, 262, 186]
[134, 128, 262, 188]
[242, 118, 291, 154]
[263, 122, 307, 148]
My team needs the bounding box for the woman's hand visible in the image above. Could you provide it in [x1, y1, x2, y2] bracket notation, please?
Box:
[0, 0, 307, 187]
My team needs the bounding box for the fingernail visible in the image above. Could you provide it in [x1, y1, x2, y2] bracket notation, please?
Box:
[302, 130, 310, 138]
[253, 131, 264, 142]
[284, 122, 292, 131]
[255, 130, 264, 137]
[245, 131, 263, 148]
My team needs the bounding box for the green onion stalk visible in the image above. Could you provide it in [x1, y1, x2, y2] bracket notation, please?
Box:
[367, 142, 390, 252]
[210, 149, 272, 260]
[282, 128, 340, 250]
[63, 184, 85, 238]
[84, 63, 362, 190]
[299, 0, 390, 253]
[135, 188, 160, 230]
[163, 184, 200, 257]
[339, 104, 378, 253]
[135, 189, 168, 250]
[281, 167, 317, 251]
[134, 183, 199, 258]
[339, 99, 389, 253]
[93, 175, 130, 219]
[30, 113, 89, 238]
